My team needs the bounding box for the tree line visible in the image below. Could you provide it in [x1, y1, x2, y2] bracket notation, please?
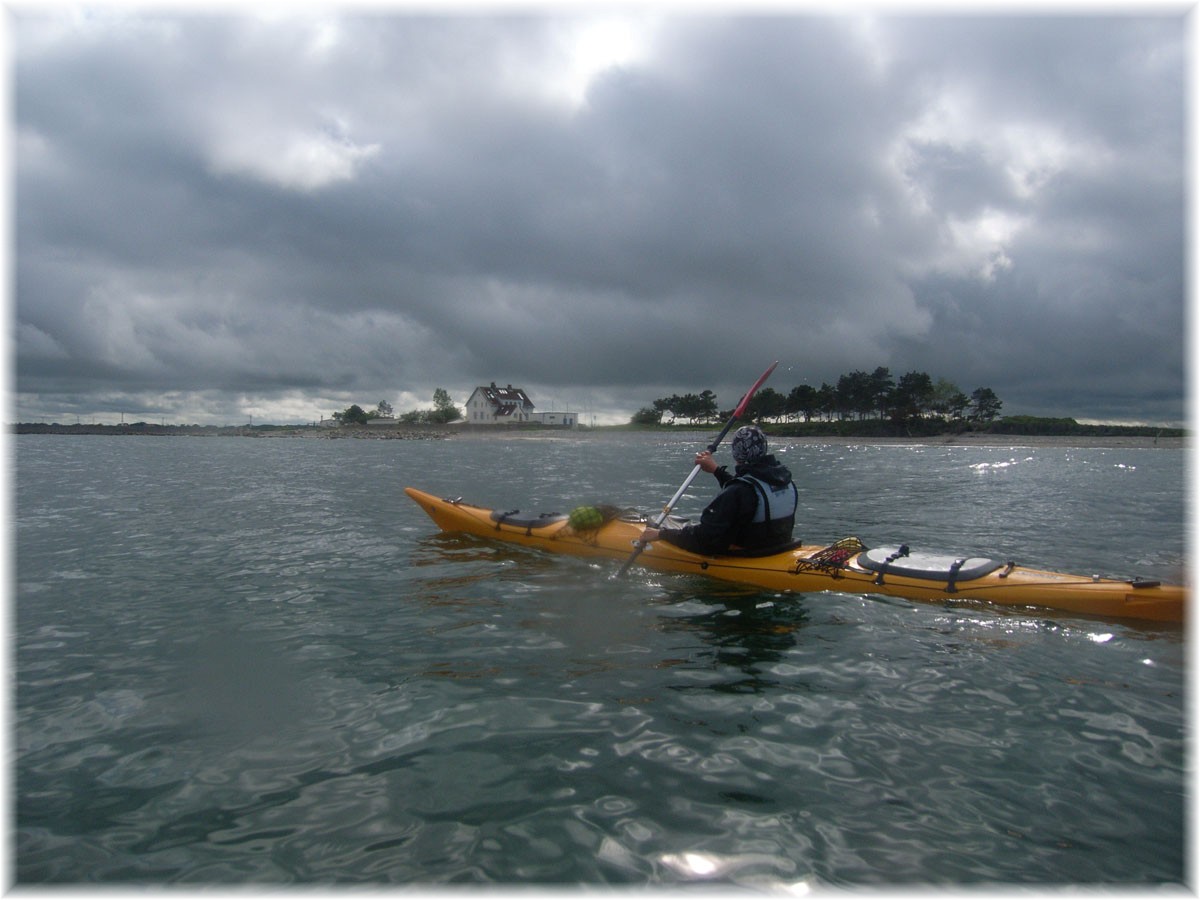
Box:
[631, 368, 1003, 427]
[333, 389, 462, 425]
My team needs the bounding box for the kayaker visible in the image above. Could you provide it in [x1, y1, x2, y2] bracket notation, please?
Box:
[640, 424, 799, 555]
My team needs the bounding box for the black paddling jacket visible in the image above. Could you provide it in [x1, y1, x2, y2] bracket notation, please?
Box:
[658, 455, 798, 555]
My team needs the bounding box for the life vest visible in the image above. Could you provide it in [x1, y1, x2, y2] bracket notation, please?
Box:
[731, 474, 798, 549]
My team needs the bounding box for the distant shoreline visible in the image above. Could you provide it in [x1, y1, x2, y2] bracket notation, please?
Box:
[780, 432, 1187, 449]
[10, 423, 453, 440]
[11, 422, 1186, 449]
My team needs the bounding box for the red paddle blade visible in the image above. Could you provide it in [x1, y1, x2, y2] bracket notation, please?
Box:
[732, 360, 778, 418]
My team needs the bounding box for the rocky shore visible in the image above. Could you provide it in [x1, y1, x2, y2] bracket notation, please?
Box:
[12, 422, 1185, 449]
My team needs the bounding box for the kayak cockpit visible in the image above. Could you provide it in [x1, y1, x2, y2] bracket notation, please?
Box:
[855, 545, 1006, 586]
[490, 509, 569, 530]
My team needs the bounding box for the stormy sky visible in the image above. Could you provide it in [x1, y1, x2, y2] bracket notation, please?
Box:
[12, 8, 1188, 426]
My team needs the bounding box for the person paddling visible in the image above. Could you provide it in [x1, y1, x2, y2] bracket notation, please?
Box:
[639, 425, 798, 555]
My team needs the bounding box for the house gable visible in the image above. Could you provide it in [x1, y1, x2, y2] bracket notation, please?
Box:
[466, 382, 536, 423]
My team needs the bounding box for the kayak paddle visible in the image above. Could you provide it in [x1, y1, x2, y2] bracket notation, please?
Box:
[615, 360, 779, 578]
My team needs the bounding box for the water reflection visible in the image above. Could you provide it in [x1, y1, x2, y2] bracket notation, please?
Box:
[655, 588, 808, 694]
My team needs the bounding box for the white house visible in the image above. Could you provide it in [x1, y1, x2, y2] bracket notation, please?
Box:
[465, 383, 536, 424]
[465, 383, 578, 426]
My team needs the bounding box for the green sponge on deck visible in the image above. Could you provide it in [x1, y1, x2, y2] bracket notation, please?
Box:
[567, 506, 605, 531]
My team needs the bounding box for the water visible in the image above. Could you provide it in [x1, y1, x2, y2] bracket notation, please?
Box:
[14, 432, 1187, 886]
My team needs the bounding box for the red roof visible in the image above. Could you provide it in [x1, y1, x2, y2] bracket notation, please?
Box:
[479, 383, 533, 409]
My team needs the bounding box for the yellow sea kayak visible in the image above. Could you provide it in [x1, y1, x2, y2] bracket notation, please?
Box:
[405, 487, 1185, 624]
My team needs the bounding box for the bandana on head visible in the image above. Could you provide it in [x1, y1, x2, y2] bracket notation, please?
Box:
[731, 425, 768, 464]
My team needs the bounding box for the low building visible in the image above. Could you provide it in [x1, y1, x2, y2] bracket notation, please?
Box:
[536, 411, 576, 426]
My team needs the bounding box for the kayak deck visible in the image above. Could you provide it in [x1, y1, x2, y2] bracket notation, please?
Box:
[404, 487, 1185, 624]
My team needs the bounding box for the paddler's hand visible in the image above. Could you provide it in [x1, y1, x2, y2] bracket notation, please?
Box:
[695, 450, 718, 473]
[640, 527, 661, 544]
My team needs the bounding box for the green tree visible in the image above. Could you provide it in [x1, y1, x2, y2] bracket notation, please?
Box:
[930, 378, 970, 420]
[816, 382, 837, 422]
[745, 387, 787, 423]
[653, 391, 718, 424]
[431, 388, 462, 424]
[638, 367, 1003, 431]
[630, 406, 663, 425]
[786, 384, 819, 422]
[376, 400, 394, 417]
[836, 370, 875, 420]
[675, 393, 706, 424]
[969, 387, 1003, 423]
[336, 404, 370, 425]
[888, 371, 934, 423]
[659, 394, 682, 424]
[653, 397, 675, 424]
[869, 367, 895, 419]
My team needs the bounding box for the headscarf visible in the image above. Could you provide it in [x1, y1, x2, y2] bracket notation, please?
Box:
[731, 425, 768, 464]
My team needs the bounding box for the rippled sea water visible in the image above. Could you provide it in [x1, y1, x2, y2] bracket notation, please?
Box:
[14, 432, 1187, 886]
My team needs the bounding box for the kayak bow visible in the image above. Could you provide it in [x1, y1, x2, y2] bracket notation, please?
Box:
[404, 487, 1185, 624]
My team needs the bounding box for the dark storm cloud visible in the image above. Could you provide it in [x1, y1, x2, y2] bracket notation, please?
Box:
[13, 11, 1186, 425]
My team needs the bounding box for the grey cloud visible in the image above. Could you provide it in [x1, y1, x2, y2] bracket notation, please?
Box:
[13, 12, 1185, 426]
